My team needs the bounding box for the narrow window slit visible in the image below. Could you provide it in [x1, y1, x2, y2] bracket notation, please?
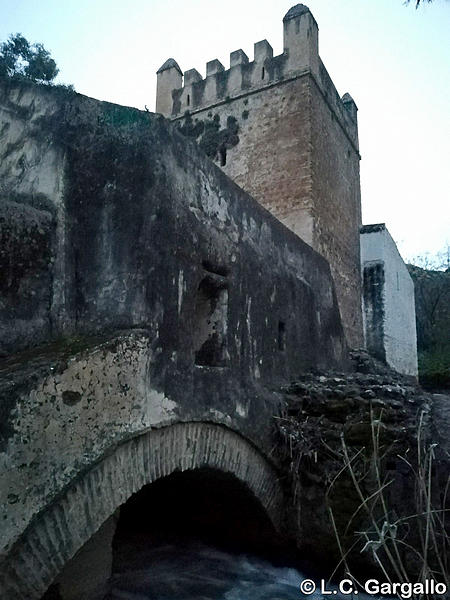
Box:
[278, 321, 286, 351]
[219, 146, 227, 166]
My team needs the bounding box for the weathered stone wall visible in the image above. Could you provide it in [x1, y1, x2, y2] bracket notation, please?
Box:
[0, 78, 346, 369]
[0, 330, 285, 561]
[156, 4, 363, 347]
[0, 78, 348, 598]
[177, 78, 314, 245]
[310, 69, 362, 347]
[0, 84, 67, 353]
[361, 224, 418, 376]
[53, 513, 119, 600]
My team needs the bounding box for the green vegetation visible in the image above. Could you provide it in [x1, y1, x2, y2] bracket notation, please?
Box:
[418, 348, 450, 389]
[408, 249, 450, 389]
[0, 33, 58, 84]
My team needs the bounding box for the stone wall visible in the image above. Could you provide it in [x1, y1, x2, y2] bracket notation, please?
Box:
[310, 70, 362, 347]
[52, 513, 119, 600]
[0, 78, 346, 370]
[155, 4, 363, 347]
[0, 84, 66, 352]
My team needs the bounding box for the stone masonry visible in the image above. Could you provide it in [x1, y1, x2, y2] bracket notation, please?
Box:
[156, 4, 363, 347]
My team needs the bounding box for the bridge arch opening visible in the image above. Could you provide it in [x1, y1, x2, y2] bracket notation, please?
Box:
[113, 467, 287, 568]
[107, 467, 296, 597]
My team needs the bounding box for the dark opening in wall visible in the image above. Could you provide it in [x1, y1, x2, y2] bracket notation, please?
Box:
[113, 469, 276, 552]
[201, 260, 229, 277]
[219, 146, 227, 166]
[262, 66, 265, 79]
[194, 274, 228, 367]
[278, 321, 286, 351]
[187, 94, 190, 106]
[112, 468, 291, 569]
[363, 262, 385, 363]
[41, 584, 61, 600]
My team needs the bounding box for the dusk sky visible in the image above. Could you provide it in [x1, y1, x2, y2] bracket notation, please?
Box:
[2, 0, 449, 262]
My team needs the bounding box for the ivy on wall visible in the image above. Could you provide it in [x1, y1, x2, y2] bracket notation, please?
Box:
[178, 112, 239, 165]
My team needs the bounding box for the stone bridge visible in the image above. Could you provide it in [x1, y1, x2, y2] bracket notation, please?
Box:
[0, 80, 348, 598]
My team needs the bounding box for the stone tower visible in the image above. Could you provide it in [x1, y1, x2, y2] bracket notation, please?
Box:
[156, 4, 363, 347]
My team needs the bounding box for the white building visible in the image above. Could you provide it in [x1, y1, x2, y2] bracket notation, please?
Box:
[360, 224, 418, 377]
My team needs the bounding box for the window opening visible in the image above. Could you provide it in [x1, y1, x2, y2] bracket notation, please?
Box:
[194, 275, 229, 367]
[219, 146, 227, 166]
[202, 261, 229, 277]
[278, 321, 286, 351]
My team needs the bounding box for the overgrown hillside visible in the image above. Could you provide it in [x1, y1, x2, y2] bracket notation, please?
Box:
[407, 263, 450, 389]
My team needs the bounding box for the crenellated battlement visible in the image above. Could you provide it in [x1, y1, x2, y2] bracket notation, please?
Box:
[170, 48, 288, 118]
[156, 4, 358, 146]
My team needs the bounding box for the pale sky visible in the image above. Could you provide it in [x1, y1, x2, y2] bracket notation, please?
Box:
[1, 0, 449, 262]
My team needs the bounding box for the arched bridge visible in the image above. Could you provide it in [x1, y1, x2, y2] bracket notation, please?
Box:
[0, 331, 284, 597]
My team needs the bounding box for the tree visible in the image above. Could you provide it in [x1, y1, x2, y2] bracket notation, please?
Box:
[24, 43, 58, 83]
[408, 263, 449, 349]
[0, 33, 58, 84]
[406, 0, 433, 6]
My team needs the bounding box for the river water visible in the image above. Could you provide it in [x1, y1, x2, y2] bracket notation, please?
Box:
[108, 468, 384, 600]
[108, 541, 379, 600]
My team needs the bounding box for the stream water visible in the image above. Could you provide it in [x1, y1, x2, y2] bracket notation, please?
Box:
[108, 541, 379, 600]
[107, 469, 386, 600]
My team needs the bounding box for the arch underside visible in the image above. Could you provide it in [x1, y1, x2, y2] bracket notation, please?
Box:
[0, 422, 283, 600]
